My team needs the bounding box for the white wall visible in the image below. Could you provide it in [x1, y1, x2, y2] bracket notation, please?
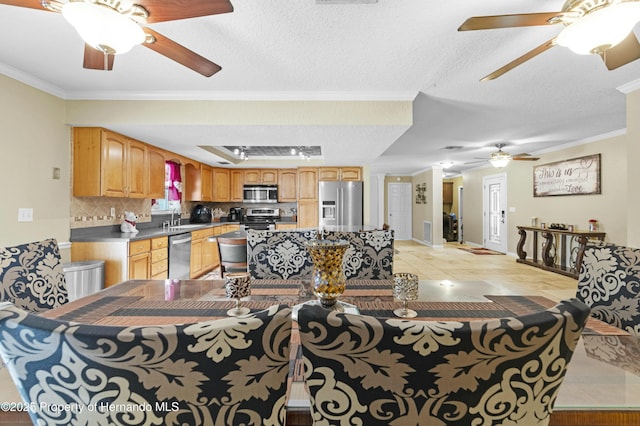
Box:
[0, 75, 71, 259]
[462, 132, 629, 253]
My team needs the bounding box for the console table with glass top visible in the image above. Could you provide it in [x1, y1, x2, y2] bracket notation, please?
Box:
[516, 226, 606, 278]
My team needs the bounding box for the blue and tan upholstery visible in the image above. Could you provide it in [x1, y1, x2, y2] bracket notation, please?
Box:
[0, 238, 68, 312]
[247, 229, 320, 280]
[0, 302, 292, 426]
[576, 242, 640, 335]
[297, 299, 590, 426]
[246, 229, 394, 280]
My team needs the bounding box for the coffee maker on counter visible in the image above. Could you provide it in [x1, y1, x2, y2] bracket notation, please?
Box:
[228, 207, 243, 222]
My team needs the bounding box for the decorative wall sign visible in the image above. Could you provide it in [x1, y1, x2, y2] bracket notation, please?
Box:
[533, 154, 601, 197]
[415, 183, 427, 204]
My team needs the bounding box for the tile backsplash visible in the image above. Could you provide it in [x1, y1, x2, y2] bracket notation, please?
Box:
[70, 197, 154, 229]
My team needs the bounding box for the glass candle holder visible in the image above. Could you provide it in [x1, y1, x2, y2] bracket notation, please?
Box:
[393, 272, 419, 318]
[305, 239, 349, 307]
[224, 272, 252, 316]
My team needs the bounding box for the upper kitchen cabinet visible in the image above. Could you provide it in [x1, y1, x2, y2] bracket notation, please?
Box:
[244, 169, 278, 184]
[278, 169, 297, 202]
[297, 167, 318, 200]
[184, 163, 213, 202]
[147, 147, 166, 199]
[318, 167, 362, 181]
[212, 167, 230, 202]
[230, 170, 244, 202]
[297, 167, 318, 228]
[73, 127, 148, 198]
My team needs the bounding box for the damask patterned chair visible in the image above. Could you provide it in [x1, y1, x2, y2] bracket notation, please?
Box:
[298, 299, 590, 426]
[247, 229, 318, 279]
[323, 229, 394, 279]
[0, 238, 68, 313]
[576, 242, 640, 335]
[0, 303, 292, 426]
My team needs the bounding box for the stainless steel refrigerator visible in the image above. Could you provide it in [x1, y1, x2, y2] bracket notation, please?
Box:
[318, 181, 363, 228]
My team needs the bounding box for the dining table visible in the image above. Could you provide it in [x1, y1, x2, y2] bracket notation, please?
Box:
[41, 278, 640, 426]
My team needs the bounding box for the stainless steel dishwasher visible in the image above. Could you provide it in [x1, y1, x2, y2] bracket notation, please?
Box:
[168, 233, 192, 279]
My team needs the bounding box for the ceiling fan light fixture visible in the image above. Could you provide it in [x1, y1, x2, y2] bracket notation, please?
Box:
[62, 2, 145, 54]
[489, 151, 511, 168]
[557, 2, 640, 54]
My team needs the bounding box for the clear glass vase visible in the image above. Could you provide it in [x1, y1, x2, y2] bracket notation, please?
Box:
[305, 239, 349, 307]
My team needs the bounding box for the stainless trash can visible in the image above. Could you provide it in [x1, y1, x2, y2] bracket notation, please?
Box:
[62, 260, 105, 301]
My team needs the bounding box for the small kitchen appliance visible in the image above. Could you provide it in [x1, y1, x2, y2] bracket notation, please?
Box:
[190, 204, 212, 223]
[229, 207, 243, 222]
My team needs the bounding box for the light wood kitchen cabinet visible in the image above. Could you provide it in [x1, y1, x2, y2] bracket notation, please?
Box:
[244, 169, 278, 184]
[230, 170, 244, 202]
[318, 166, 362, 181]
[73, 127, 148, 198]
[190, 228, 216, 278]
[276, 223, 298, 230]
[128, 239, 151, 280]
[297, 167, 318, 201]
[297, 200, 318, 228]
[147, 147, 166, 199]
[213, 167, 230, 201]
[150, 236, 168, 279]
[278, 169, 297, 202]
[201, 165, 213, 202]
[297, 167, 318, 227]
[184, 163, 213, 201]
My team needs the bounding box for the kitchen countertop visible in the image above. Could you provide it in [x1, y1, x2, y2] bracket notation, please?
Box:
[70, 222, 239, 243]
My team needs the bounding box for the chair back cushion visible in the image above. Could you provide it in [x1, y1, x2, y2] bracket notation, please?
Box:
[0, 238, 68, 312]
[0, 303, 292, 426]
[298, 299, 590, 426]
[217, 237, 248, 275]
[576, 242, 640, 335]
[323, 229, 394, 279]
[247, 229, 318, 279]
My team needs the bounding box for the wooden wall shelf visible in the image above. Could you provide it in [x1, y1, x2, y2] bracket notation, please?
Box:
[516, 226, 606, 279]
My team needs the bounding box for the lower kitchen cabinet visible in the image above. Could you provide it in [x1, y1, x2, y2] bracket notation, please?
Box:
[150, 236, 168, 279]
[128, 239, 151, 280]
[276, 223, 297, 230]
[190, 228, 216, 278]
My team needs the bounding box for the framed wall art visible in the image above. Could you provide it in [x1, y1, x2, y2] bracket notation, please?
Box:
[533, 154, 601, 197]
[415, 183, 427, 204]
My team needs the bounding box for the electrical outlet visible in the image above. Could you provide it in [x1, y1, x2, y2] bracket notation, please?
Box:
[52, 167, 61, 180]
[18, 208, 33, 222]
[110, 207, 116, 217]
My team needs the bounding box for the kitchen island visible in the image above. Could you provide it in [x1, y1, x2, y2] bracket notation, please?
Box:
[70, 222, 241, 286]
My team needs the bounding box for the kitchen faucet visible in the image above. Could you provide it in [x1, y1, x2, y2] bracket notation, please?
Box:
[171, 208, 181, 227]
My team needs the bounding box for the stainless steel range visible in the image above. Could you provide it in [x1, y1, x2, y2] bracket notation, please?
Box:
[242, 208, 280, 230]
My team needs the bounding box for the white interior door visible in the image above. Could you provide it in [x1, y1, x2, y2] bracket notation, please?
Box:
[387, 183, 412, 240]
[483, 174, 507, 253]
[458, 186, 464, 243]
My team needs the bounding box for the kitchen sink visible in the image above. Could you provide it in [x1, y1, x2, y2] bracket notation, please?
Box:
[168, 224, 207, 230]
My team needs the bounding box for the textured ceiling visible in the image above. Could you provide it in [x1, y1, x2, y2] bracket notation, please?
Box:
[1, 0, 638, 174]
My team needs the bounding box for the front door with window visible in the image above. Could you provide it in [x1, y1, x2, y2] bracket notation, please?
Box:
[483, 173, 507, 253]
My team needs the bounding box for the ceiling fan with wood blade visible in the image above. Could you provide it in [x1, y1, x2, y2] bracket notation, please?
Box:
[0, 0, 233, 76]
[465, 144, 540, 167]
[459, 0, 640, 80]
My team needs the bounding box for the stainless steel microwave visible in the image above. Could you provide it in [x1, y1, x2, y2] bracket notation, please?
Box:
[243, 184, 278, 203]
